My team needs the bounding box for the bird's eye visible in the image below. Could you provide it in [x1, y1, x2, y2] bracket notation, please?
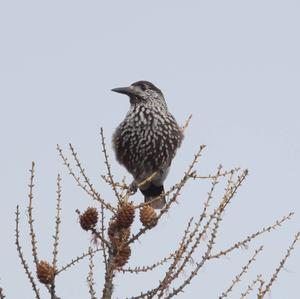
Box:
[140, 84, 147, 91]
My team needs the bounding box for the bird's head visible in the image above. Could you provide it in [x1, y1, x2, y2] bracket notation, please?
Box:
[111, 80, 165, 106]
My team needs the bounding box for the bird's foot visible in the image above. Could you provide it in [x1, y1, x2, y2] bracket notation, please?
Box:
[129, 181, 138, 195]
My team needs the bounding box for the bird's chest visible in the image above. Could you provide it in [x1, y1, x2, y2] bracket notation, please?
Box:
[115, 107, 172, 168]
[118, 109, 159, 154]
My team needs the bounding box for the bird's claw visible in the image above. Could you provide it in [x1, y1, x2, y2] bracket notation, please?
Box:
[129, 181, 138, 194]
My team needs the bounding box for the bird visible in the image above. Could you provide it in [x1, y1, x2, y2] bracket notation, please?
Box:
[112, 80, 183, 209]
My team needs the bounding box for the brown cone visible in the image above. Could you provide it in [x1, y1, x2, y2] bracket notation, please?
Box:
[108, 220, 130, 249]
[80, 207, 98, 231]
[37, 261, 55, 285]
[114, 246, 131, 267]
[140, 205, 158, 228]
[108, 220, 121, 248]
[119, 228, 130, 243]
[108, 221, 118, 241]
[116, 202, 135, 229]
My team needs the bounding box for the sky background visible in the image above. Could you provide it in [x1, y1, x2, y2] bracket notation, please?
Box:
[0, 1, 299, 298]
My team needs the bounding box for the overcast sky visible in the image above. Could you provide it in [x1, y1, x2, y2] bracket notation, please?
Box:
[0, 1, 299, 298]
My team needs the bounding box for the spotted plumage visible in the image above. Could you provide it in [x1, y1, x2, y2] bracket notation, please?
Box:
[112, 81, 183, 208]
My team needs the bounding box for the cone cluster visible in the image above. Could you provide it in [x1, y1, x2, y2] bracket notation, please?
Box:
[140, 205, 158, 228]
[37, 261, 55, 285]
[108, 220, 132, 267]
[116, 202, 135, 229]
[80, 207, 98, 231]
[107, 202, 135, 268]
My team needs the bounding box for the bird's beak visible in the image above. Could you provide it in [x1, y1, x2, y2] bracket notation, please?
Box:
[111, 86, 133, 96]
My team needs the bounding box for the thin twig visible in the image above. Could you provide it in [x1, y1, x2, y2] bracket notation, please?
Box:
[189, 167, 240, 180]
[240, 274, 263, 299]
[136, 171, 158, 189]
[100, 203, 108, 272]
[257, 278, 265, 299]
[209, 212, 294, 260]
[27, 162, 39, 268]
[258, 232, 300, 298]
[15, 206, 41, 299]
[100, 127, 121, 202]
[218, 169, 248, 213]
[56, 248, 102, 275]
[181, 114, 193, 133]
[119, 253, 176, 274]
[57, 144, 116, 213]
[87, 248, 97, 299]
[101, 174, 130, 191]
[52, 174, 62, 271]
[219, 246, 264, 298]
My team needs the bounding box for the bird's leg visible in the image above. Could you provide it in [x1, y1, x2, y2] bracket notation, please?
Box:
[129, 180, 138, 195]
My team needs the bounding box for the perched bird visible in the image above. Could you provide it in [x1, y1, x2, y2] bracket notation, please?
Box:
[112, 81, 183, 209]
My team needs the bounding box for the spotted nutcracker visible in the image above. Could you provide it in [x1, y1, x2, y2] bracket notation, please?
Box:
[112, 81, 183, 209]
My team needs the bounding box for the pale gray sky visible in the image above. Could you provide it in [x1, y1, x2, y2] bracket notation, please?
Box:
[0, 1, 299, 298]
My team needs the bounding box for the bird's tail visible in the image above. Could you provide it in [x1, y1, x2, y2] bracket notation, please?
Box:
[140, 184, 166, 209]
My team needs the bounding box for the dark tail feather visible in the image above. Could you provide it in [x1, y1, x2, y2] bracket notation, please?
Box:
[140, 184, 166, 209]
